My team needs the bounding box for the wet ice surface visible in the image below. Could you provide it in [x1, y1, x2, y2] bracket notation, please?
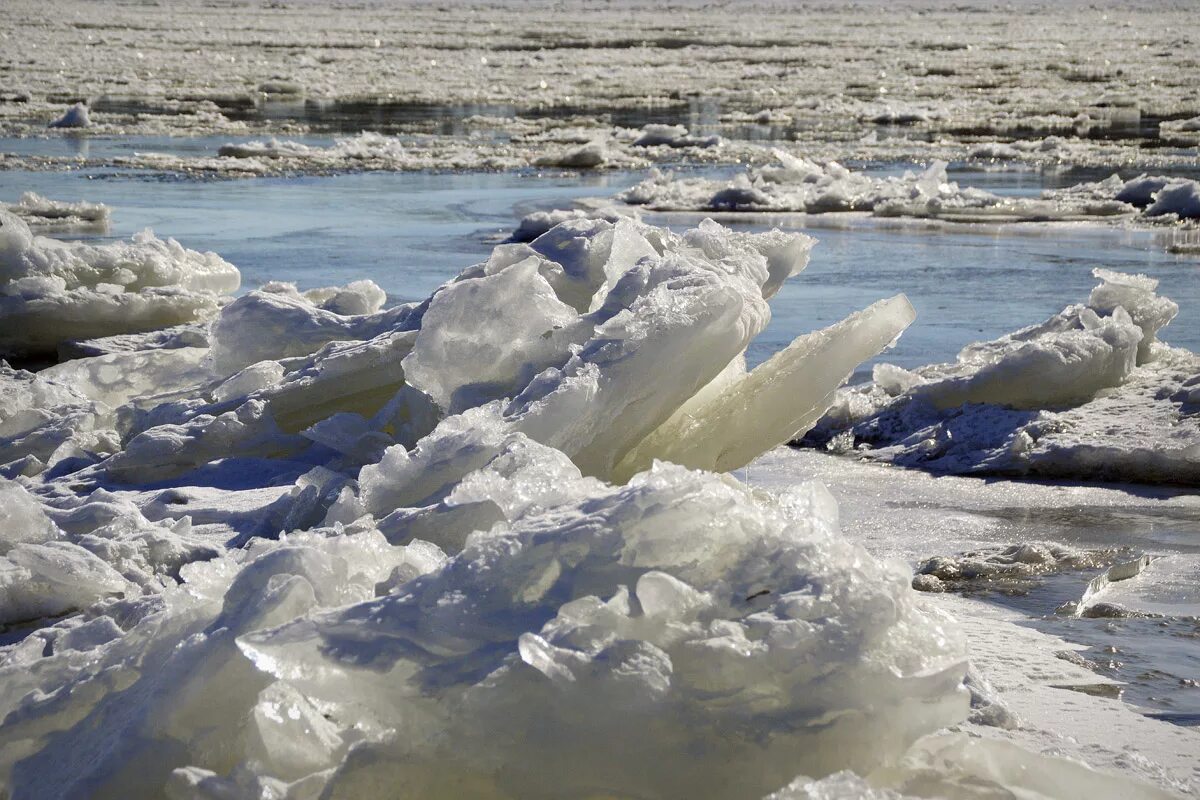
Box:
[740, 448, 1200, 727]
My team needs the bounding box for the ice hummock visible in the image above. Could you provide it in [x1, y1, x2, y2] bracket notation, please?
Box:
[0, 210, 240, 359]
[802, 269, 1199, 484]
[0, 213, 1183, 799]
[0, 215, 979, 798]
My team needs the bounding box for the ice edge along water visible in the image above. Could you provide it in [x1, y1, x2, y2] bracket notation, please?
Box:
[0, 208, 1191, 799]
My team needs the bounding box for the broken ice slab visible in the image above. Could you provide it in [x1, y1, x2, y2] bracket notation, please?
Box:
[615, 294, 916, 480]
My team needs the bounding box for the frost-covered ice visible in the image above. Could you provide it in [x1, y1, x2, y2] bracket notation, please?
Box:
[803, 268, 1200, 484]
[2, 193, 110, 234]
[0, 210, 240, 359]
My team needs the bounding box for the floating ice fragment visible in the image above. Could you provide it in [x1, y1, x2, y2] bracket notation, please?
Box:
[3, 193, 110, 233]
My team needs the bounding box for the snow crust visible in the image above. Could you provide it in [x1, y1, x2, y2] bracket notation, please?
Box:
[0, 211, 240, 358]
[803, 269, 1199, 484]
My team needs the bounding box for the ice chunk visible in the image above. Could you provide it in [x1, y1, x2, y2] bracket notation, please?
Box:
[633, 123, 721, 148]
[208, 287, 411, 374]
[508, 205, 640, 243]
[1144, 179, 1200, 219]
[3, 193, 110, 233]
[803, 271, 1198, 484]
[0, 542, 130, 624]
[48, 102, 90, 129]
[914, 307, 1142, 410]
[39, 347, 213, 409]
[534, 139, 608, 169]
[1087, 268, 1178, 362]
[615, 294, 915, 479]
[0, 480, 60, 553]
[239, 465, 967, 799]
[0, 211, 239, 358]
[402, 257, 581, 413]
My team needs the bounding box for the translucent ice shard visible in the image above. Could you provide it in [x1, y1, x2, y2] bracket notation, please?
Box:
[616, 294, 915, 479]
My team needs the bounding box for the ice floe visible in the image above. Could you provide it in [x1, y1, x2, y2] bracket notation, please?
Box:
[4, 0, 1199, 172]
[618, 150, 1200, 225]
[2, 193, 110, 234]
[802, 268, 1199, 484]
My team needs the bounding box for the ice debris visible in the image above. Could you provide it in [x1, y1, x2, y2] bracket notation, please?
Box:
[912, 542, 1133, 596]
[0, 210, 240, 359]
[632, 123, 721, 149]
[802, 268, 1199, 484]
[618, 151, 1200, 224]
